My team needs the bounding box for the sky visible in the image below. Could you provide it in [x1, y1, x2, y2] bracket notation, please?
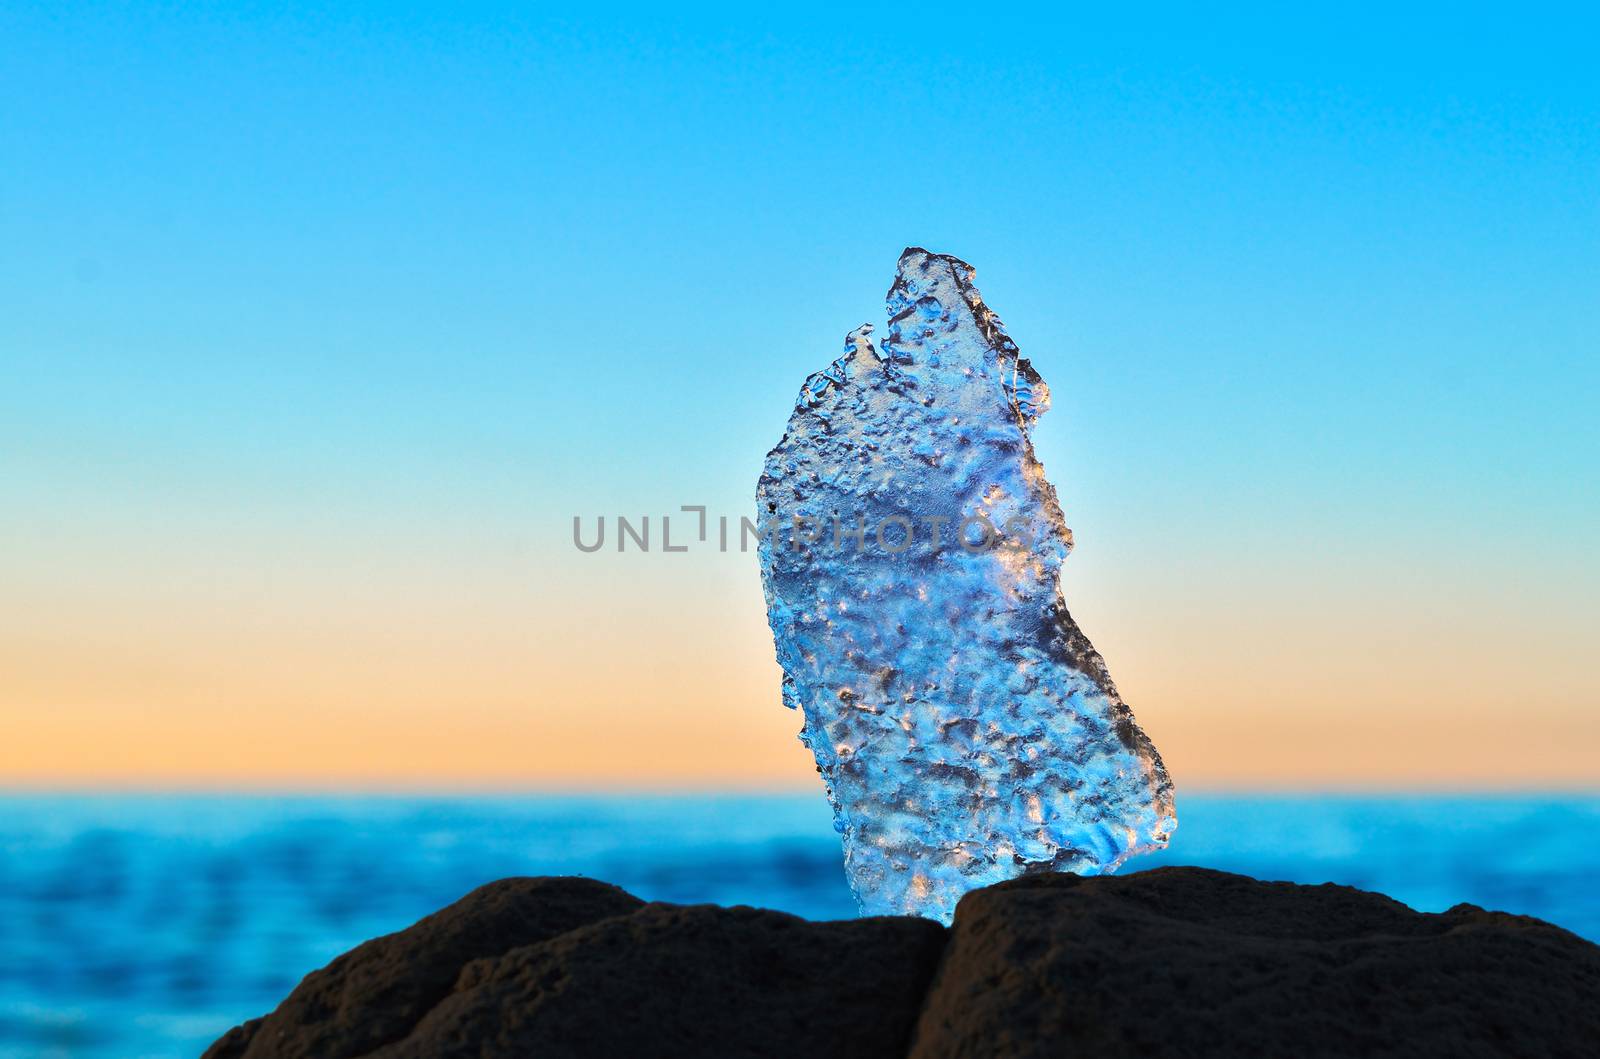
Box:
[2, 3, 1596, 790]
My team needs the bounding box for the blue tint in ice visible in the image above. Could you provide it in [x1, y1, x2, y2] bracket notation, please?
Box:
[758, 249, 1176, 922]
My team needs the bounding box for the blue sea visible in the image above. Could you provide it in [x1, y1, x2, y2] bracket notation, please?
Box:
[1, 792, 1595, 1058]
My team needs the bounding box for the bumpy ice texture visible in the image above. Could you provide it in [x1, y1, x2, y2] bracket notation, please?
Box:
[757, 249, 1176, 923]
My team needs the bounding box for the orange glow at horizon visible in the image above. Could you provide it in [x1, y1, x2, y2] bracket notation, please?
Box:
[3, 535, 1596, 791]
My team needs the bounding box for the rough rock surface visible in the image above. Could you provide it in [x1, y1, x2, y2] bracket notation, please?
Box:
[203, 877, 644, 1059]
[911, 867, 1600, 1059]
[369, 903, 946, 1059]
[208, 867, 1600, 1059]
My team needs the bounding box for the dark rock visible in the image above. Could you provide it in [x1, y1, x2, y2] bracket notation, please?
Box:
[202, 876, 643, 1059]
[208, 867, 1600, 1059]
[908, 866, 1600, 1059]
[370, 903, 947, 1059]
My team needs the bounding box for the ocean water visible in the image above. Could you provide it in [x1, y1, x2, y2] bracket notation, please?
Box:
[1, 793, 1595, 1058]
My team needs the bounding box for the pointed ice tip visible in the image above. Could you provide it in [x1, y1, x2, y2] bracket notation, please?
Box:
[897, 246, 977, 282]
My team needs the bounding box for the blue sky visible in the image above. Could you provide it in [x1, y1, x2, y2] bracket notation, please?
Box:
[2, 3, 1596, 786]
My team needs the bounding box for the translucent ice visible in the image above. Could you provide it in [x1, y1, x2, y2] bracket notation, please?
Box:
[757, 249, 1176, 923]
